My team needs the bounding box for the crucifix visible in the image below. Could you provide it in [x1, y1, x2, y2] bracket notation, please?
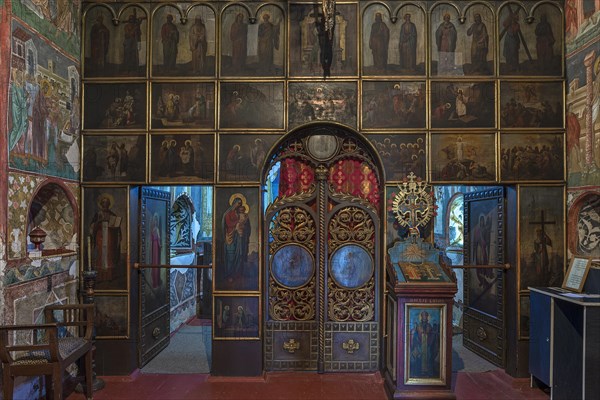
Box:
[529, 210, 555, 274]
[391, 172, 435, 239]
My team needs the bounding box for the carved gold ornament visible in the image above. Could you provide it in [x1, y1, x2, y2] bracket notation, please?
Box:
[328, 277, 375, 322]
[391, 172, 435, 235]
[283, 338, 301, 353]
[269, 277, 316, 321]
[342, 339, 360, 354]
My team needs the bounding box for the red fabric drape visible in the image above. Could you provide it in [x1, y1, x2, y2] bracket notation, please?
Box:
[278, 158, 380, 210]
[329, 159, 380, 210]
[278, 158, 315, 197]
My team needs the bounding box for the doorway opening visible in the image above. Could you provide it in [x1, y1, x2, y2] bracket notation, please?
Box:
[139, 185, 213, 374]
[434, 184, 503, 374]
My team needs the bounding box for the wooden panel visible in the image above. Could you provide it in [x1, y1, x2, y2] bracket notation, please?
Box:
[528, 291, 551, 386]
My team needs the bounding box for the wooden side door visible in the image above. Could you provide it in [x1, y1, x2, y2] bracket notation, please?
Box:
[139, 188, 171, 367]
[463, 187, 505, 367]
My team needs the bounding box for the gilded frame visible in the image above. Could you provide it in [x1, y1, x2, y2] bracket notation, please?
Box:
[430, 80, 496, 130]
[367, 133, 426, 182]
[94, 294, 130, 339]
[361, 2, 427, 77]
[288, 81, 358, 129]
[213, 294, 261, 340]
[497, 2, 564, 77]
[149, 133, 215, 183]
[429, 132, 497, 184]
[499, 132, 565, 182]
[83, 82, 148, 131]
[220, 2, 286, 78]
[150, 3, 217, 78]
[219, 81, 285, 130]
[213, 186, 261, 292]
[82, 4, 149, 79]
[218, 133, 280, 184]
[81, 185, 129, 293]
[404, 303, 446, 385]
[562, 256, 593, 293]
[150, 81, 216, 130]
[82, 133, 147, 184]
[361, 81, 427, 130]
[288, 2, 359, 78]
[499, 80, 565, 129]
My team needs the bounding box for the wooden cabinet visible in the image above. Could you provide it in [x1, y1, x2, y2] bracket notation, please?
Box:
[529, 287, 600, 400]
[384, 239, 457, 400]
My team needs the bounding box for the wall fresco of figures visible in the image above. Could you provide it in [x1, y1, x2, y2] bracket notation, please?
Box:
[565, 0, 600, 263]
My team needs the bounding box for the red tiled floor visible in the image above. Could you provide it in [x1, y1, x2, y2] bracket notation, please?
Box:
[66, 370, 549, 400]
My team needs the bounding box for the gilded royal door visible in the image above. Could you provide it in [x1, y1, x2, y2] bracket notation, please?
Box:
[263, 125, 382, 373]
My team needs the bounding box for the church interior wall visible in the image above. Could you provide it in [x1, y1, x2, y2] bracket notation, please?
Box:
[2, 0, 598, 395]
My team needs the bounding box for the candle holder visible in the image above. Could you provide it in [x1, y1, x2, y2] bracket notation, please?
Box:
[75, 270, 106, 393]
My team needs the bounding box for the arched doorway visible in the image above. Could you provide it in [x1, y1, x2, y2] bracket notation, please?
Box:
[261, 123, 384, 373]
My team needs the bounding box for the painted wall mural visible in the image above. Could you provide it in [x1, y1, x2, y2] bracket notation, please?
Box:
[8, 21, 80, 180]
[12, 0, 81, 57]
[566, 0, 600, 264]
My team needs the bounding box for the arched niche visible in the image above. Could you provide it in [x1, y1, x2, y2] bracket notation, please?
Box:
[27, 180, 78, 256]
[568, 191, 600, 258]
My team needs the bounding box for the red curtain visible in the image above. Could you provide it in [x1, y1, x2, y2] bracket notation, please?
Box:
[278, 158, 315, 197]
[329, 159, 380, 210]
[278, 158, 380, 210]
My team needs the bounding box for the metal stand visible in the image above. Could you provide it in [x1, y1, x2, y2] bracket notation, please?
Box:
[75, 270, 106, 394]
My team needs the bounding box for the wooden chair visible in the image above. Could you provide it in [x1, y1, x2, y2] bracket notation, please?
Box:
[0, 304, 94, 400]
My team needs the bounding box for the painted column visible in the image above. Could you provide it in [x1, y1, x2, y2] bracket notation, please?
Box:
[0, 1, 12, 288]
[583, 50, 597, 170]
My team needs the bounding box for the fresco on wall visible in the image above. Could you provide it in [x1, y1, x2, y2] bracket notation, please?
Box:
[150, 134, 214, 183]
[498, 3, 563, 76]
[500, 81, 563, 128]
[151, 4, 216, 77]
[151, 82, 215, 130]
[500, 133, 564, 182]
[219, 82, 284, 129]
[8, 21, 80, 180]
[218, 134, 280, 183]
[83, 135, 146, 183]
[361, 81, 426, 130]
[289, 3, 358, 77]
[430, 3, 495, 76]
[430, 81, 495, 129]
[83, 83, 146, 130]
[83, 5, 147, 77]
[28, 183, 76, 252]
[362, 3, 425, 76]
[221, 4, 285, 77]
[566, 40, 600, 187]
[519, 185, 565, 289]
[568, 193, 600, 259]
[288, 82, 357, 129]
[7, 174, 78, 260]
[566, 0, 600, 51]
[368, 134, 426, 181]
[430, 133, 496, 183]
[13, 0, 81, 57]
[214, 187, 259, 292]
